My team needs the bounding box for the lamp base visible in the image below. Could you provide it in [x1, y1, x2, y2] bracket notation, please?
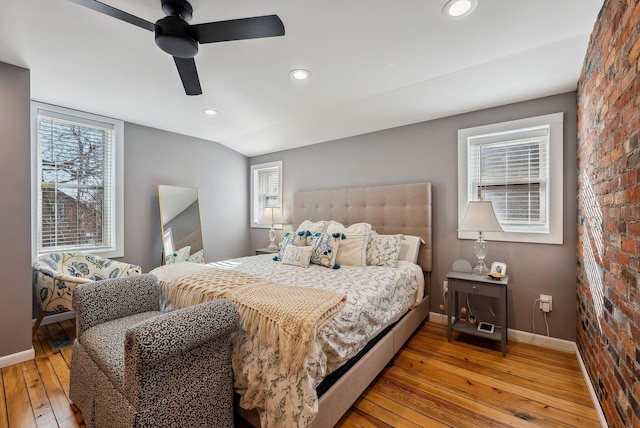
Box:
[472, 261, 489, 276]
[267, 227, 278, 251]
[473, 234, 489, 276]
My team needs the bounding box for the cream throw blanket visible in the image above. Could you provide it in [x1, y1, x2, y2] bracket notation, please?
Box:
[151, 262, 347, 372]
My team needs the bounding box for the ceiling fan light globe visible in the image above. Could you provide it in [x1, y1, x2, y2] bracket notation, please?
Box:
[155, 16, 199, 58]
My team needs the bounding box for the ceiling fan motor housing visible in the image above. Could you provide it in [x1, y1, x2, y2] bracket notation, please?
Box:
[155, 15, 198, 58]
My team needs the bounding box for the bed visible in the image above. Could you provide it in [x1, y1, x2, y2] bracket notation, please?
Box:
[151, 182, 432, 427]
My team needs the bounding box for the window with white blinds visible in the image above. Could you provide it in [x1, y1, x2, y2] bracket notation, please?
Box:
[250, 161, 282, 227]
[458, 113, 564, 244]
[468, 129, 548, 231]
[32, 102, 124, 257]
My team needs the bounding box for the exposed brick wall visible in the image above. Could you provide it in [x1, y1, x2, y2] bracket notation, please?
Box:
[576, 1, 640, 427]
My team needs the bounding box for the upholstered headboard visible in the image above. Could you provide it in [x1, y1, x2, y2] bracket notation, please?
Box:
[292, 182, 432, 273]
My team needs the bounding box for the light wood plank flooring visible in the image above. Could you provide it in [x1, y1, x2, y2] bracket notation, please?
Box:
[1, 320, 599, 427]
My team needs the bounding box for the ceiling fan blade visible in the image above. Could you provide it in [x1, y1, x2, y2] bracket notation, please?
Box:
[193, 15, 285, 44]
[68, 0, 155, 32]
[173, 57, 202, 96]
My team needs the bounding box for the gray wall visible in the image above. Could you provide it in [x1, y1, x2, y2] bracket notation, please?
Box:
[250, 92, 578, 341]
[0, 62, 32, 359]
[122, 123, 249, 273]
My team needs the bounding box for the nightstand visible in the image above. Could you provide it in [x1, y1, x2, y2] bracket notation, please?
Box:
[446, 271, 509, 356]
[255, 248, 279, 255]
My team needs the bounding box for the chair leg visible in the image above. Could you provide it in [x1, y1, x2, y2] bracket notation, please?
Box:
[32, 311, 46, 338]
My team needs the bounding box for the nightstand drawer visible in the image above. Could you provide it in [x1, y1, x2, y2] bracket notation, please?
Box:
[450, 280, 502, 298]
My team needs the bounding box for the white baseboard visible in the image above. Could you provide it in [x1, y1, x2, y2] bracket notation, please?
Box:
[428, 311, 574, 352]
[428, 311, 608, 427]
[0, 348, 35, 369]
[507, 328, 576, 352]
[574, 343, 609, 428]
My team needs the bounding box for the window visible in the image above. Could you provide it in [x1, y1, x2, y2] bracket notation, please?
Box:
[32, 102, 124, 258]
[250, 161, 282, 227]
[458, 112, 564, 244]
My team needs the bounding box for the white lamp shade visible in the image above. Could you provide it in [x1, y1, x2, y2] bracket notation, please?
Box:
[458, 201, 504, 233]
[259, 207, 287, 225]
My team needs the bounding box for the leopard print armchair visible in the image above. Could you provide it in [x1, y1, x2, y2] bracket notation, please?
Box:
[69, 274, 240, 427]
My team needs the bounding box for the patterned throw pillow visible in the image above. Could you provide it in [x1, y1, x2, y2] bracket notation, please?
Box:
[309, 232, 344, 269]
[274, 232, 297, 261]
[187, 249, 205, 264]
[293, 230, 312, 246]
[281, 245, 313, 268]
[366, 234, 402, 267]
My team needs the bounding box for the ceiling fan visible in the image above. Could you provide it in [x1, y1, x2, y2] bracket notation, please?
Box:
[69, 0, 285, 96]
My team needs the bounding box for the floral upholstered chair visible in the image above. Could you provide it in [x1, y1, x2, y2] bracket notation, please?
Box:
[32, 252, 142, 335]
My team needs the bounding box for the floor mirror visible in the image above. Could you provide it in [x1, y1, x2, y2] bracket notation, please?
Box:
[158, 184, 205, 264]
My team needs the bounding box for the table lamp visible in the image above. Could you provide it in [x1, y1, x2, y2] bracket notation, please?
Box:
[259, 207, 287, 250]
[458, 201, 503, 275]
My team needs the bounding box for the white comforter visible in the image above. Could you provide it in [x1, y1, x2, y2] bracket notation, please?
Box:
[169, 255, 422, 427]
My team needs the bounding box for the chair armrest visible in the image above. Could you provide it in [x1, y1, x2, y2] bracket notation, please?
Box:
[73, 274, 160, 336]
[48, 272, 94, 285]
[125, 299, 239, 367]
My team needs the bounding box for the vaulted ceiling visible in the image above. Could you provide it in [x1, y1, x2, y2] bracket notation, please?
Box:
[0, 0, 603, 156]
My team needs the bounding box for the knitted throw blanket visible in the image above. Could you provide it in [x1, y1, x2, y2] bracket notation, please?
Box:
[151, 263, 347, 372]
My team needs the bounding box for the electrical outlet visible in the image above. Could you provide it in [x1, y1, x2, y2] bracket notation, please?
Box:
[540, 294, 552, 312]
[439, 304, 445, 311]
[443, 280, 448, 293]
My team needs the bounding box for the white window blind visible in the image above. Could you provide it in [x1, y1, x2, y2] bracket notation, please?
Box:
[250, 161, 283, 227]
[468, 128, 549, 232]
[33, 103, 123, 256]
[258, 168, 280, 211]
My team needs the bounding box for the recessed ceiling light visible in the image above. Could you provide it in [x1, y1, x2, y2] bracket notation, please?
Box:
[442, 0, 477, 18]
[202, 109, 218, 116]
[289, 69, 311, 80]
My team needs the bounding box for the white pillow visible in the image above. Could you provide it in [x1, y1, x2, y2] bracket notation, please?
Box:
[398, 235, 424, 264]
[326, 221, 371, 267]
[281, 245, 313, 268]
[297, 220, 328, 234]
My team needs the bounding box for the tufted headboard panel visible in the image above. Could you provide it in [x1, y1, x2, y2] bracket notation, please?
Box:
[292, 182, 432, 272]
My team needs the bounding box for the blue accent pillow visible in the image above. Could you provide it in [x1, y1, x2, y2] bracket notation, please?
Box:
[309, 232, 345, 269]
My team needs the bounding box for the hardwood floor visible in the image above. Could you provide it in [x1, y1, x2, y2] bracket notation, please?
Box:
[1, 320, 600, 427]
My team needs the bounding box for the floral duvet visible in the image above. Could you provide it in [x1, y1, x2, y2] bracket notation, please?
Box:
[162, 255, 422, 427]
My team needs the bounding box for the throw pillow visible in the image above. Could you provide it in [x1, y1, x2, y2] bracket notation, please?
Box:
[166, 245, 191, 264]
[274, 232, 297, 261]
[281, 245, 313, 268]
[326, 221, 371, 267]
[309, 232, 344, 269]
[293, 230, 312, 246]
[366, 234, 402, 267]
[187, 249, 205, 264]
[297, 220, 329, 234]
